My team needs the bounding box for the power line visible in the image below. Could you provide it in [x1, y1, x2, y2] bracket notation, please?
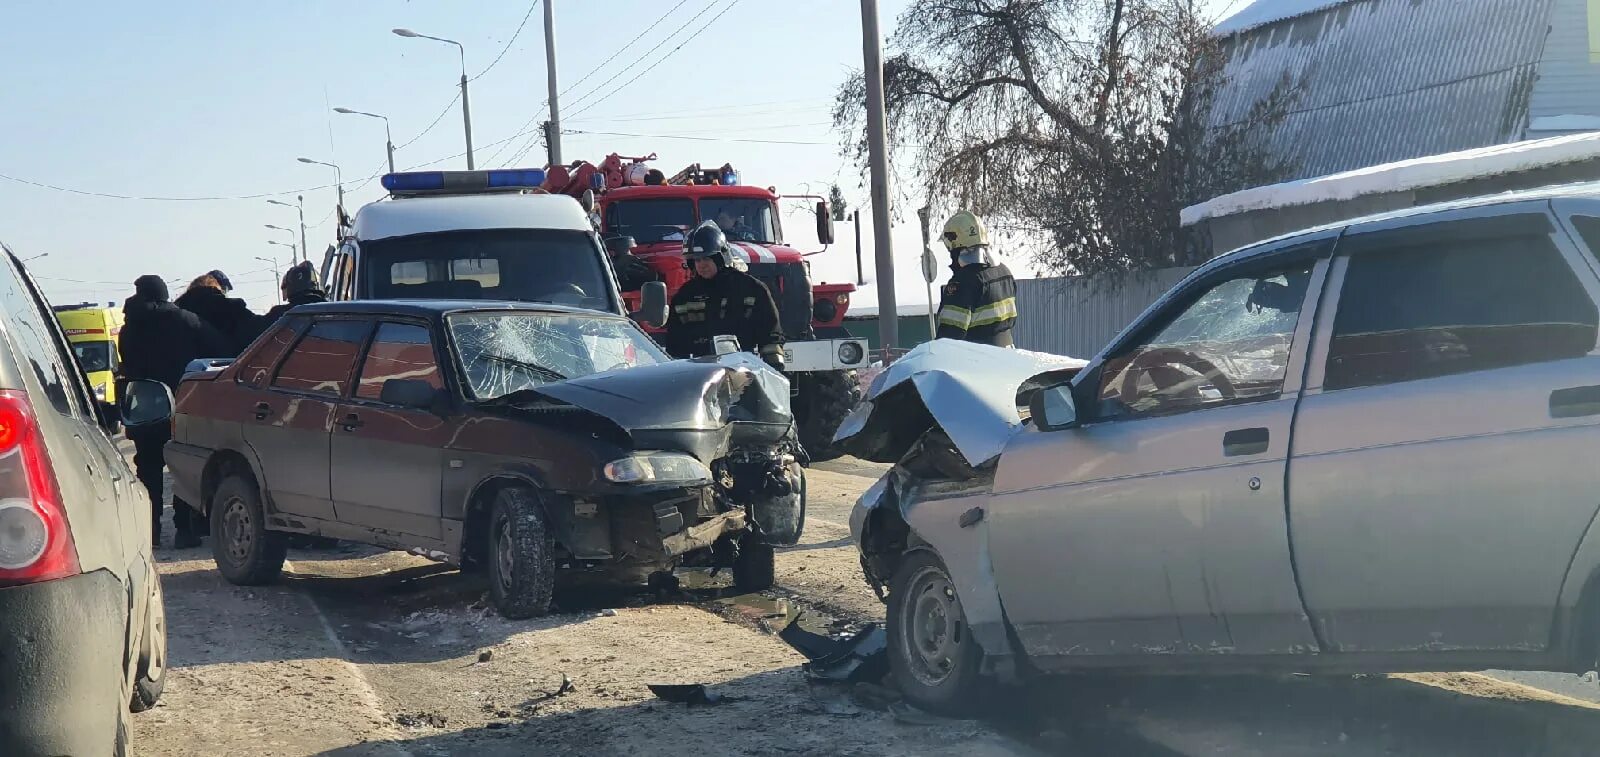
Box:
[395, 91, 463, 151]
[0, 171, 345, 202]
[471, 0, 541, 82]
[562, 0, 743, 120]
[557, 0, 693, 99]
[562, 128, 826, 146]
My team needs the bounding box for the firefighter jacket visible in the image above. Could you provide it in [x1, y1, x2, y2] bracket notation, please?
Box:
[663, 267, 785, 362]
[936, 262, 1018, 346]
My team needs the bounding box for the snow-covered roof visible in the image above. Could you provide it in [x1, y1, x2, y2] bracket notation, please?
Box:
[353, 193, 591, 241]
[1181, 132, 1600, 226]
[1529, 115, 1600, 134]
[1213, 0, 1351, 35]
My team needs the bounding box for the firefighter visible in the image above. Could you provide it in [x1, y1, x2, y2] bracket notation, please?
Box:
[263, 261, 328, 323]
[605, 236, 660, 293]
[936, 210, 1018, 347]
[663, 221, 785, 368]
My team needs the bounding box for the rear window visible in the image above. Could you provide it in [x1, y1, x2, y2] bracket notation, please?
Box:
[360, 229, 614, 313]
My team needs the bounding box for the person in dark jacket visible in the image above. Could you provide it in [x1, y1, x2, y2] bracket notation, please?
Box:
[263, 261, 328, 323]
[119, 275, 229, 548]
[605, 236, 660, 293]
[176, 272, 267, 355]
[663, 222, 785, 368]
[935, 210, 1018, 347]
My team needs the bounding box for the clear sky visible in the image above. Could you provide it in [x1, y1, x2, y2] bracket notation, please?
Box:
[0, 0, 1239, 312]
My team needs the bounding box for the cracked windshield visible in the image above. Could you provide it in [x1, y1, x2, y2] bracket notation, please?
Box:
[11, 0, 1600, 755]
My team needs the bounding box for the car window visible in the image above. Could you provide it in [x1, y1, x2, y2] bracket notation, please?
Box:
[700, 198, 778, 244]
[272, 319, 371, 397]
[606, 199, 695, 244]
[359, 229, 613, 313]
[1096, 261, 1314, 418]
[1326, 229, 1598, 391]
[1567, 215, 1600, 268]
[355, 322, 444, 402]
[0, 255, 89, 419]
[237, 318, 306, 388]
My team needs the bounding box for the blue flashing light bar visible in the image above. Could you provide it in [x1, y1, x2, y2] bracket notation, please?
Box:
[382, 168, 548, 194]
[722, 169, 740, 186]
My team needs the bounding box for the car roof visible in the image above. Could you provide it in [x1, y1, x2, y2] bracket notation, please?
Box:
[353, 193, 592, 241]
[1212, 180, 1600, 266]
[604, 185, 777, 201]
[289, 299, 623, 319]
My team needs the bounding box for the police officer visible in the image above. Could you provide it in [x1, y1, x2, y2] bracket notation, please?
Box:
[264, 261, 328, 323]
[664, 221, 785, 368]
[936, 210, 1018, 347]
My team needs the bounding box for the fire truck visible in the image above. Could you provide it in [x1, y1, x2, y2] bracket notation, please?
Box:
[543, 153, 865, 460]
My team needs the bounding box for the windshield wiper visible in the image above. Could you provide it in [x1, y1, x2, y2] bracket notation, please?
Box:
[479, 352, 569, 382]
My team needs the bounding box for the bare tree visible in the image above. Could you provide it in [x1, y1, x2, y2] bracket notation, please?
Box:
[834, 0, 1300, 277]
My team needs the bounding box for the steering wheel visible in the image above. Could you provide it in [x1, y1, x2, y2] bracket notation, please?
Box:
[1117, 347, 1238, 408]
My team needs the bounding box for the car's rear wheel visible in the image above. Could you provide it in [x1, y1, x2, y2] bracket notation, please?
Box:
[210, 473, 287, 585]
[487, 486, 555, 619]
[732, 533, 776, 592]
[887, 550, 985, 715]
[129, 575, 167, 712]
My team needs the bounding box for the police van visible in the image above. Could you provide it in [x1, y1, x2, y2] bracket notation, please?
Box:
[321, 169, 666, 324]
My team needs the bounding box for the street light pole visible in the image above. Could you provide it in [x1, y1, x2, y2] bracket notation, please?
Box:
[265, 225, 297, 262]
[394, 28, 474, 169]
[257, 252, 285, 302]
[271, 197, 308, 265]
[860, 0, 898, 361]
[297, 157, 344, 231]
[543, 0, 563, 166]
[334, 108, 396, 174]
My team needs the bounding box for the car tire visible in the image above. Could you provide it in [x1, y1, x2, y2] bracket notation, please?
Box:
[486, 486, 555, 619]
[129, 576, 167, 712]
[732, 534, 776, 592]
[797, 370, 860, 463]
[210, 473, 287, 586]
[886, 550, 985, 715]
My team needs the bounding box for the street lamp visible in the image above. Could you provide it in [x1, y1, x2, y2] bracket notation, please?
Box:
[267, 197, 307, 266]
[265, 225, 297, 261]
[22, 253, 48, 263]
[334, 107, 396, 175]
[256, 253, 284, 303]
[393, 27, 475, 169]
[297, 157, 344, 227]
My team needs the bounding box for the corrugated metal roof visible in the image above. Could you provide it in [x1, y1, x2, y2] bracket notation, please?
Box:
[1213, 0, 1353, 35]
[1208, 0, 1555, 181]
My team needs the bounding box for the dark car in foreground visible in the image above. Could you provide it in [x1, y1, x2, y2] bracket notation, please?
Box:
[0, 247, 166, 756]
[163, 300, 805, 617]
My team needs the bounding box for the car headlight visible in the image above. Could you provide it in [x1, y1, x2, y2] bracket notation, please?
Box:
[603, 453, 711, 485]
[838, 341, 865, 365]
[93, 383, 107, 400]
[812, 297, 838, 323]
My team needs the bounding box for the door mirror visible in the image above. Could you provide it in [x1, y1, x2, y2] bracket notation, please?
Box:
[816, 201, 836, 245]
[713, 335, 741, 355]
[1029, 383, 1078, 431]
[120, 379, 174, 429]
[379, 379, 442, 411]
[632, 280, 669, 328]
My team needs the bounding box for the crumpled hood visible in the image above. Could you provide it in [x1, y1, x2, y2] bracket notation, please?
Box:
[833, 340, 1086, 467]
[515, 352, 794, 461]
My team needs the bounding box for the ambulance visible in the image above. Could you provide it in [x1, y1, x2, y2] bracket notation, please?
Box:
[52, 303, 122, 403]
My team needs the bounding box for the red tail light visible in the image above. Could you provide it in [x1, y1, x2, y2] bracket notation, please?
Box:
[0, 391, 78, 586]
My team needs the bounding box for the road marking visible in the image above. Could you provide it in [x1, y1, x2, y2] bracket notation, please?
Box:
[285, 559, 416, 757]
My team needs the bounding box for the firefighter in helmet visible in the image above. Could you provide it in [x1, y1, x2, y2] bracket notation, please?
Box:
[936, 210, 1018, 347]
[264, 261, 329, 323]
[664, 221, 785, 369]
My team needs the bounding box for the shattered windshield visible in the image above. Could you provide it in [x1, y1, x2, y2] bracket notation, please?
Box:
[447, 311, 670, 400]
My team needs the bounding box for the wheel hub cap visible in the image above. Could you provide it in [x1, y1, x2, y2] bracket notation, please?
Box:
[223, 498, 252, 564]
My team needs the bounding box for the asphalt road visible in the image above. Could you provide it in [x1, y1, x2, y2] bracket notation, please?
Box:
[125, 453, 1600, 756]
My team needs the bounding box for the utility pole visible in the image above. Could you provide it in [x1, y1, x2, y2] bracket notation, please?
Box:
[296, 195, 307, 263]
[543, 0, 564, 166]
[860, 0, 898, 361]
[853, 210, 865, 285]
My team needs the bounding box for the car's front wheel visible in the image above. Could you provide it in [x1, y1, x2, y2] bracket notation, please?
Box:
[487, 486, 555, 619]
[210, 473, 287, 585]
[887, 550, 985, 715]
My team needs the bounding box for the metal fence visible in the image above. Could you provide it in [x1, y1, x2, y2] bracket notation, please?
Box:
[1011, 267, 1196, 360]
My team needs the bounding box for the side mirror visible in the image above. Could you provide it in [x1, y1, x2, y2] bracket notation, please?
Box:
[1028, 382, 1078, 432]
[120, 379, 174, 429]
[632, 280, 669, 328]
[380, 379, 442, 411]
[816, 201, 835, 246]
[713, 335, 741, 355]
[580, 189, 596, 213]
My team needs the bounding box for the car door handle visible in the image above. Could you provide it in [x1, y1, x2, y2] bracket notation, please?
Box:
[1223, 427, 1270, 457]
[1550, 385, 1600, 418]
[254, 402, 272, 420]
[340, 413, 363, 432]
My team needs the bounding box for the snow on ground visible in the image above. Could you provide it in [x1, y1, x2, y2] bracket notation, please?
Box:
[1180, 132, 1600, 225]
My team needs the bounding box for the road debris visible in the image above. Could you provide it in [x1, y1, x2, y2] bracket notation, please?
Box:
[802, 624, 889, 684]
[477, 649, 494, 663]
[647, 683, 739, 706]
